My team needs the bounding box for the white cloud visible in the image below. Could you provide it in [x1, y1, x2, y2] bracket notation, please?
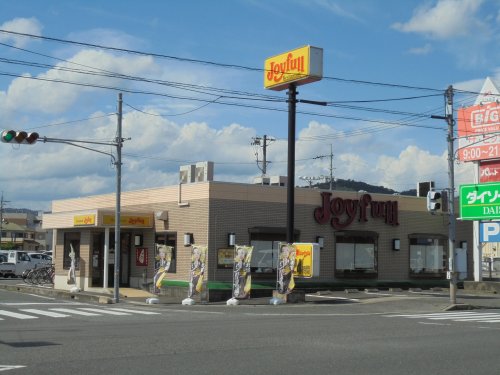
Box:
[0, 17, 42, 47]
[392, 0, 484, 39]
[311, 0, 363, 22]
[3, 49, 157, 114]
[376, 146, 448, 190]
[408, 43, 432, 55]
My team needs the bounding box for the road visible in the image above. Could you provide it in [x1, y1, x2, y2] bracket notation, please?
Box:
[1, 287, 500, 375]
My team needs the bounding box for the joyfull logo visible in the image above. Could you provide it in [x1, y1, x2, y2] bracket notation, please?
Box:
[314, 192, 399, 230]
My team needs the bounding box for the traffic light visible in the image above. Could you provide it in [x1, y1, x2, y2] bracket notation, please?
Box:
[1, 130, 39, 144]
[426, 190, 441, 212]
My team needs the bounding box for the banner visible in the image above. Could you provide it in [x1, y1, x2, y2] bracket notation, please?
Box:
[153, 245, 172, 294]
[277, 243, 296, 294]
[232, 245, 253, 299]
[188, 245, 207, 298]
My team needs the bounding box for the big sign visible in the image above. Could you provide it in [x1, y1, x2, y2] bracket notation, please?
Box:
[264, 45, 323, 91]
[460, 182, 500, 220]
[457, 102, 500, 162]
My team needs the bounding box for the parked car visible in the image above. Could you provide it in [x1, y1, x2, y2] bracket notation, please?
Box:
[0, 250, 32, 277]
[0, 254, 16, 278]
[28, 252, 52, 268]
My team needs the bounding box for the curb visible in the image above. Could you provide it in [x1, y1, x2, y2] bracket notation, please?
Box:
[0, 283, 114, 304]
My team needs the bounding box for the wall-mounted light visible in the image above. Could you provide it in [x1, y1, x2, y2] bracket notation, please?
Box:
[134, 234, 143, 247]
[392, 238, 400, 251]
[184, 233, 193, 247]
[316, 236, 324, 249]
[228, 232, 236, 247]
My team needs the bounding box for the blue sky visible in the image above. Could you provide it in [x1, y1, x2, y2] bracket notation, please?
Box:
[0, 0, 499, 211]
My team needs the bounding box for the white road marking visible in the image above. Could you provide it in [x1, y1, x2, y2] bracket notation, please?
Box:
[20, 309, 69, 318]
[107, 308, 160, 315]
[50, 308, 101, 316]
[77, 308, 131, 316]
[0, 310, 38, 320]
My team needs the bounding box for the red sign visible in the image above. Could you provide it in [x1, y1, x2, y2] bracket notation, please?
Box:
[314, 192, 399, 230]
[135, 248, 148, 266]
[480, 160, 500, 183]
[458, 102, 500, 162]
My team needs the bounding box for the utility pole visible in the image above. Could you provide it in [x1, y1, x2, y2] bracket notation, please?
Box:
[432, 85, 457, 305]
[252, 135, 275, 175]
[0, 192, 10, 250]
[114, 93, 123, 303]
[314, 144, 335, 190]
[446, 85, 457, 305]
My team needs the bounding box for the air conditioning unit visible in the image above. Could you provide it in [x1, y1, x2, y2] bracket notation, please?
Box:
[253, 176, 270, 185]
[180, 165, 195, 184]
[194, 161, 214, 182]
[270, 176, 287, 187]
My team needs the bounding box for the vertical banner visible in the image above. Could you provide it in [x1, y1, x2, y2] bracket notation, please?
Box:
[188, 245, 207, 298]
[153, 245, 172, 294]
[136, 247, 149, 267]
[232, 245, 253, 299]
[277, 243, 296, 294]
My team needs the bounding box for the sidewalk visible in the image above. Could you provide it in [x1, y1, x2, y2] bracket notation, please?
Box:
[2, 281, 500, 310]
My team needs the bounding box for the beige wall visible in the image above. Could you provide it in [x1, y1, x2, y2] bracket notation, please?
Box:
[44, 181, 473, 289]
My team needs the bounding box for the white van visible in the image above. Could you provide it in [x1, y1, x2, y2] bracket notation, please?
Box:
[0, 250, 32, 277]
[28, 252, 52, 268]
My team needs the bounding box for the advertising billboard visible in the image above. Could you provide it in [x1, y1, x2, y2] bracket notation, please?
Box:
[460, 182, 500, 220]
[264, 45, 323, 91]
[457, 101, 500, 162]
[480, 159, 500, 183]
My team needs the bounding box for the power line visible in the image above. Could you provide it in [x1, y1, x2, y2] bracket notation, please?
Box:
[1, 28, 489, 96]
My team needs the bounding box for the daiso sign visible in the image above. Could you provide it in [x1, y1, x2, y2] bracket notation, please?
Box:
[264, 45, 323, 91]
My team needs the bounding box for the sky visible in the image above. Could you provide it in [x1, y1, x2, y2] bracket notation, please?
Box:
[0, 0, 499, 212]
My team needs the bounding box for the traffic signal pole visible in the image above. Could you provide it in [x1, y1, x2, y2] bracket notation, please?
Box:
[2, 93, 124, 302]
[114, 93, 123, 303]
[431, 85, 456, 305]
[445, 86, 457, 305]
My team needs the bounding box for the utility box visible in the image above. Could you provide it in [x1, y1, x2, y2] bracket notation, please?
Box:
[455, 248, 468, 280]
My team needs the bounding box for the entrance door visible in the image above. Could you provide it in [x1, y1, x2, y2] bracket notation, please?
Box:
[120, 233, 130, 286]
[91, 233, 104, 287]
[90, 232, 130, 288]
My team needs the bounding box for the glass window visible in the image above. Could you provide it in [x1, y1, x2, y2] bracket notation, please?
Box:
[63, 232, 80, 270]
[335, 234, 377, 277]
[250, 240, 280, 272]
[409, 237, 445, 276]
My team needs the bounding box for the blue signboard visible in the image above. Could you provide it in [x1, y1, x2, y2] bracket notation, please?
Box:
[480, 222, 500, 242]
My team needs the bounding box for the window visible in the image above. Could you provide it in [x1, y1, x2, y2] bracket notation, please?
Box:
[155, 233, 176, 273]
[63, 232, 80, 270]
[409, 236, 446, 277]
[335, 233, 378, 277]
[250, 240, 281, 272]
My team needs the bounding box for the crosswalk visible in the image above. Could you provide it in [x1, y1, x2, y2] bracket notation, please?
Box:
[0, 306, 161, 321]
[384, 311, 500, 324]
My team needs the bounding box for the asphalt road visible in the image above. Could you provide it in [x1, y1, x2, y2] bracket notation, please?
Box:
[1, 287, 500, 375]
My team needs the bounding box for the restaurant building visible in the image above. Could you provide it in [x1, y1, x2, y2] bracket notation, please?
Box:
[42, 170, 473, 297]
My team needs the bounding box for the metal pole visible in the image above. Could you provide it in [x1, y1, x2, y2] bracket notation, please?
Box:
[446, 85, 457, 305]
[263, 134, 267, 175]
[114, 93, 123, 302]
[286, 84, 297, 243]
[329, 144, 333, 190]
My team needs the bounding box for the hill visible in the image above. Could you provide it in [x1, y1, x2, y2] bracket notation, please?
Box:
[307, 178, 417, 196]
